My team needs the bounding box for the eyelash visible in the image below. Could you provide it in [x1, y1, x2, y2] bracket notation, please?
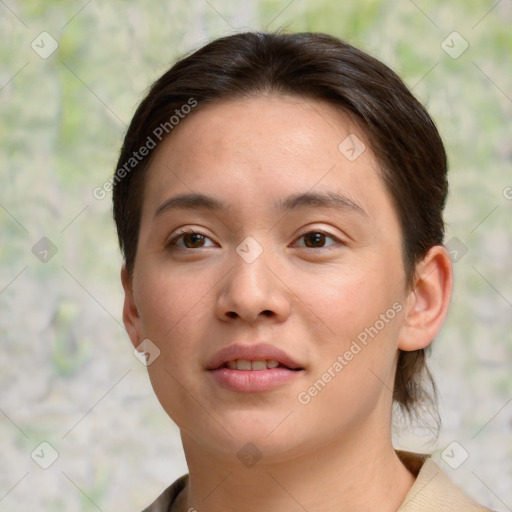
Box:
[165, 229, 343, 251]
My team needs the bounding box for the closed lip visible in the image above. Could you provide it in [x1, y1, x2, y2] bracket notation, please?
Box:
[206, 343, 303, 371]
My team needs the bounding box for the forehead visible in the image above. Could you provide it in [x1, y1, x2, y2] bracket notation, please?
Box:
[141, 94, 391, 224]
[168, 94, 366, 166]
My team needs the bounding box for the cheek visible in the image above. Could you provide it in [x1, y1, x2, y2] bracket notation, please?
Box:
[134, 267, 218, 381]
[136, 266, 208, 334]
[296, 288, 405, 433]
[135, 268, 215, 427]
[298, 261, 405, 341]
[294, 256, 407, 410]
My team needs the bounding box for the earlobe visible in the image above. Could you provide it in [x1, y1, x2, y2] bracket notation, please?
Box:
[398, 245, 453, 351]
[121, 264, 142, 349]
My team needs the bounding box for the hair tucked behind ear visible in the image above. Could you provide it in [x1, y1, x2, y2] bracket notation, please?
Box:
[394, 349, 440, 435]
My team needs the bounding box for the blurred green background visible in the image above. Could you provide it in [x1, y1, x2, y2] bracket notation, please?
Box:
[1, 0, 511, 510]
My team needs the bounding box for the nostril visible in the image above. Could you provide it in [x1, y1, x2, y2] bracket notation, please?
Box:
[227, 311, 238, 318]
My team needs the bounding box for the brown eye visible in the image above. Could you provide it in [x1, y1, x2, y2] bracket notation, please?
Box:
[166, 231, 215, 250]
[305, 232, 326, 248]
[182, 233, 206, 248]
[295, 231, 339, 249]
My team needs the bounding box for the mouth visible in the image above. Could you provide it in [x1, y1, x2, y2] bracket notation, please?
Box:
[206, 343, 304, 392]
[215, 359, 303, 371]
[206, 343, 304, 372]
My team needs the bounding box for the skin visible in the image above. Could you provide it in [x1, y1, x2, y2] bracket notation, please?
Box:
[122, 95, 453, 512]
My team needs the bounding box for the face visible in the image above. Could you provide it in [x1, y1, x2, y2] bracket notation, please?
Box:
[124, 95, 414, 462]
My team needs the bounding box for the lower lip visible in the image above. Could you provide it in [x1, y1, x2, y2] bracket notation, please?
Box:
[208, 367, 302, 392]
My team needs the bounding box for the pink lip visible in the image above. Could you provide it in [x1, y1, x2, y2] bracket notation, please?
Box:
[209, 367, 302, 393]
[206, 343, 304, 393]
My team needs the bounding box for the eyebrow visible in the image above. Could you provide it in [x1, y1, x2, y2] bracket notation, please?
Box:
[277, 191, 368, 218]
[154, 191, 368, 218]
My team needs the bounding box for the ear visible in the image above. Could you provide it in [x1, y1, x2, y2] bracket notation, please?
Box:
[121, 263, 142, 349]
[398, 245, 453, 351]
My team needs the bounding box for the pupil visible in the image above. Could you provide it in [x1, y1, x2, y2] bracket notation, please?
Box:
[185, 233, 204, 247]
[306, 233, 325, 247]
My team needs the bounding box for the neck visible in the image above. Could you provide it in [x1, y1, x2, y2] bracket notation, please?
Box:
[177, 420, 416, 512]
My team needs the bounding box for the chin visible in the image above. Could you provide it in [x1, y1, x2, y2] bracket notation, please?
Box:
[183, 411, 306, 460]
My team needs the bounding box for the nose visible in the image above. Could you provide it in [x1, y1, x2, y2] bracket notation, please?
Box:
[215, 245, 292, 324]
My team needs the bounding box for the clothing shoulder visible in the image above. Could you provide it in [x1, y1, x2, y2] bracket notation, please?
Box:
[141, 474, 188, 512]
[397, 452, 495, 512]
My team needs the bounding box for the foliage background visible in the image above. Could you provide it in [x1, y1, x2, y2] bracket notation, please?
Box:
[1, 0, 511, 510]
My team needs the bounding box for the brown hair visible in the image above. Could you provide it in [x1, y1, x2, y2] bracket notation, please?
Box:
[112, 31, 447, 427]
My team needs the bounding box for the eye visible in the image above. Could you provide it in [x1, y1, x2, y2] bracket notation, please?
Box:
[166, 230, 216, 250]
[294, 230, 341, 249]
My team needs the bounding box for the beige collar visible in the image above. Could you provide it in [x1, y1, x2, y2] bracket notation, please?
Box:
[396, 450, 492, 511]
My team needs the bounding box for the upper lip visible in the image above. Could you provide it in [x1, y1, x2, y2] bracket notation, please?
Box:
[206, 343, 303, 370]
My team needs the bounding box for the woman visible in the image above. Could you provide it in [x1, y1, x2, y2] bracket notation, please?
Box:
[112, 31, 495, 512]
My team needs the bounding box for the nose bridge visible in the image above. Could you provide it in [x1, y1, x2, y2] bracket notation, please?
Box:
[216, 236, 290, 323]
